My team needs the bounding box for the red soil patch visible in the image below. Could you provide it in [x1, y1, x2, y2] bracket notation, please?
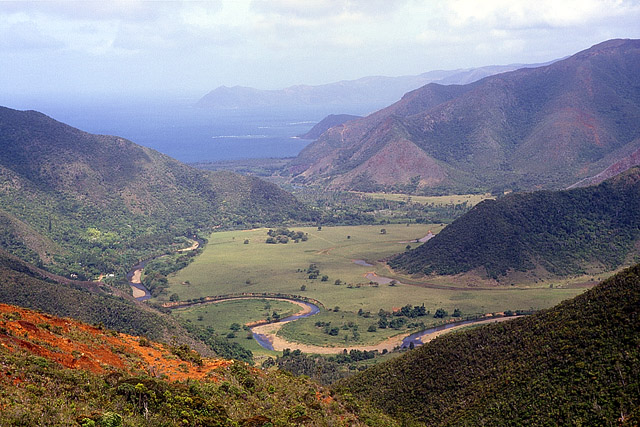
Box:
[0, 303, 232, 381]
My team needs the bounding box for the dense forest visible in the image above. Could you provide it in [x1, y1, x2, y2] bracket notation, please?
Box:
[391, 167, 640, 278]
[337, 263, 640, 426]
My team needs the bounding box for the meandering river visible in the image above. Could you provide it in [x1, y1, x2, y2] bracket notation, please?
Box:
[127, 238, 203, 301]
[127, 238, 521, 354]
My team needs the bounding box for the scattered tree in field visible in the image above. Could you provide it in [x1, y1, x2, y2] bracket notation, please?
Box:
[244, 239, 249, 244]
[300, 284, 306, 291]
[433, 308, 448, 318]
[265, 228, 307, 244]
[380, 228, 387, 234]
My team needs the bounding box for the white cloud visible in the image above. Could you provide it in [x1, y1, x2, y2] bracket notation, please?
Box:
[0, 0, 639, 95]
[445, 0, 640, 29]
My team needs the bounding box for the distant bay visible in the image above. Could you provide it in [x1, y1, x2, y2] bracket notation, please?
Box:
[2, 97, 346, 162]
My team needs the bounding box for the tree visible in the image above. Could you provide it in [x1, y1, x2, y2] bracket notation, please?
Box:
[380, 228, 387, 234]
[244, 239, 249, 244]
[434, 308, 448, 318]
[300, 284, 306, 291]
[321, 275, 329, 282]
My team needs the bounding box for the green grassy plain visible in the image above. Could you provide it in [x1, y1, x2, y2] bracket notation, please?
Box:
[350, 192, 494, 206]
[174, 299, 300, 354]
[164, 224, 588, 352]
[277, 309, 421, 347]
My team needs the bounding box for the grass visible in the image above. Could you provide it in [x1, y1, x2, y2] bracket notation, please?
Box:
[349, 192, 494, 206]
[163, 224, 590, 352]
[278, 309, 424, 347]
[164, 224, 445, 309]
[174, 299, 300, 354]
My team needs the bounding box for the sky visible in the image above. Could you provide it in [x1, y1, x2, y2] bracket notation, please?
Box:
[1, 0, 640, 100]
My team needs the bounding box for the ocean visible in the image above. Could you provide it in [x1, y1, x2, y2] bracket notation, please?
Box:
[3, 97, 334, 163]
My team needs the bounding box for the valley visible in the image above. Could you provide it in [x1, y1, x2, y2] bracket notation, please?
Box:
[1, 34, 639, 426]
[157, 224, 590, 356]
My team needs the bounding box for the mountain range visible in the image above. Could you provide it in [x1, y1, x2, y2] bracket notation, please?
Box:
[288, 39, 640, 194]
[197, 62, 555, 113]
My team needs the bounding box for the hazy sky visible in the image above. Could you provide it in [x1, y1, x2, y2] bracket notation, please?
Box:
[2, 0, 640, 99]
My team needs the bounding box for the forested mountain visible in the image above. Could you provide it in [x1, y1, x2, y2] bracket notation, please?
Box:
[0, 106, 314, 279]
[337, 263, 640, 426]
[390, 167, 640, 279]
[0, 248, 173, 340]
[289, 39, 640, 193]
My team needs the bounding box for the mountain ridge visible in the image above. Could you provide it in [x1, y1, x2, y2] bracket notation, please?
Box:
[197, 61, 556, 112]
[289, 39, 640, 193]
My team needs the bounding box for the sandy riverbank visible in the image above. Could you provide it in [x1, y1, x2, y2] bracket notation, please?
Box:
[254, 316, 519, 354]
[129, 268, 146, 298]
[178, 240, 200, 252]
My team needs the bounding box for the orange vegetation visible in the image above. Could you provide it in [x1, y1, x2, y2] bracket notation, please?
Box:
[0, 303, 232, 382]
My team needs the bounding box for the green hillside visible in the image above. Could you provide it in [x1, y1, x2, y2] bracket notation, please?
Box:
[0, 106, 314, 280]
[390, 167, 640, 278]
[337, 263, 640, 426]
[0, 248, 260, 363]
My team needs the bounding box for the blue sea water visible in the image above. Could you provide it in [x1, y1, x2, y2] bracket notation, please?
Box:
[3, 97, 333, 163]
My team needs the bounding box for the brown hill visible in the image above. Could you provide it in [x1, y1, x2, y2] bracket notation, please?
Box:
[569, 146, 640, 188]
[289, 39, 640, 193]
[298, 114, 361, 139]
